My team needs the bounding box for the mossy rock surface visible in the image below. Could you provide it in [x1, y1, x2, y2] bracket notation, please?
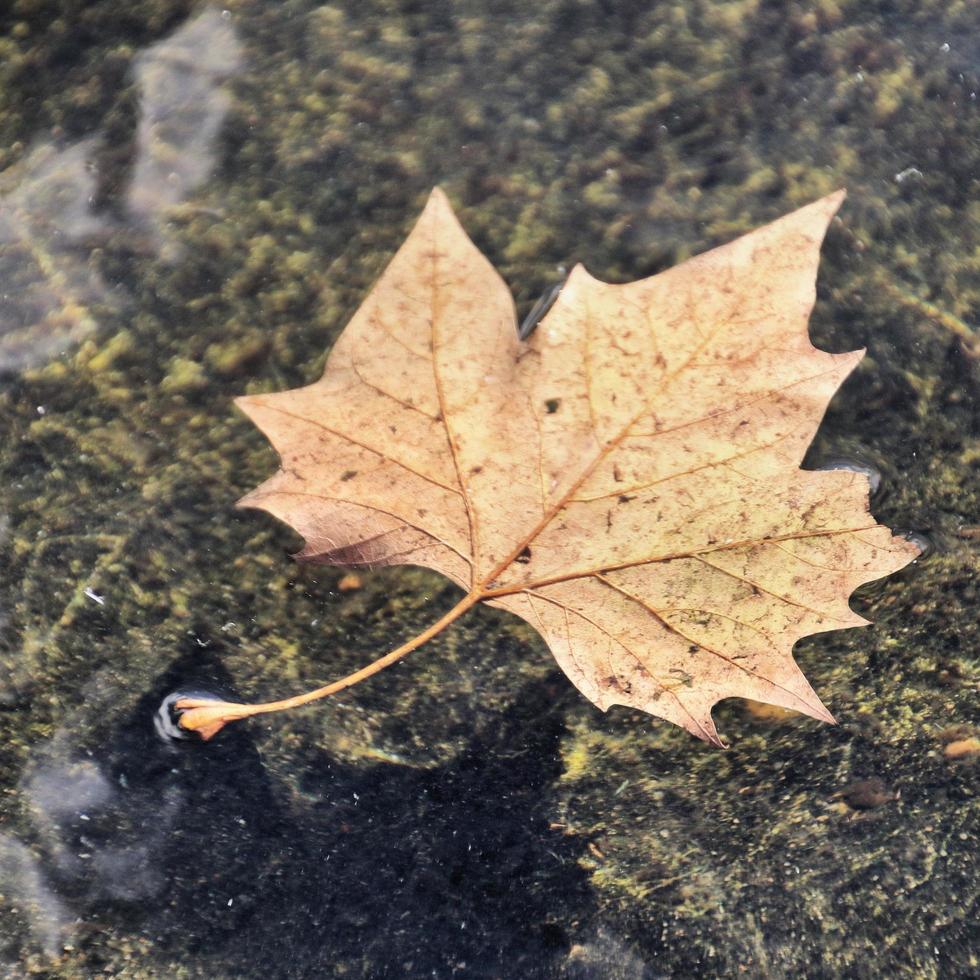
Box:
[0, 1, 976, 977]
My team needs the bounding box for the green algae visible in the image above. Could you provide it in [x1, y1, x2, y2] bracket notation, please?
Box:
[0, 0, 977, 977]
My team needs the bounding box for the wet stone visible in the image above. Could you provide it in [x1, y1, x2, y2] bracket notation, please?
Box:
[838, 777, 896, 811]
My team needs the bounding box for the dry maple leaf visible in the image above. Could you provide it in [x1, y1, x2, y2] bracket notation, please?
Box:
[176, 188, 919, 745]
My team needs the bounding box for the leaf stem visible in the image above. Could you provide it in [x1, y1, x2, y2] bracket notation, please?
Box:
[175, 589, 482, 739]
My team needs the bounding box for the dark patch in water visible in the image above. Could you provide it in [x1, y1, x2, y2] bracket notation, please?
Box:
[24, 652, 594, 977]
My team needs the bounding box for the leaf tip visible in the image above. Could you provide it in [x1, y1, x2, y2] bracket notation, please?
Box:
[794, 187, 847, 234]
[688, 708, 726, 748]
[813, 188, 846, 223]
[234, 486, 264, 511]
[424, 186, 454, 219]
[233, 392, 265, 424]
[563, 262, 601, 294]
[810, 701, 838, 726]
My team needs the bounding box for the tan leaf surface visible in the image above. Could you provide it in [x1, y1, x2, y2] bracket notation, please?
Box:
[235, 188, 918, 745]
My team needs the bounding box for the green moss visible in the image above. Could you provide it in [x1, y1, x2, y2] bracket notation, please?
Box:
[160, 355, 207, 394]
[85, 328, 135, 374]
[0, 0, 976, 976]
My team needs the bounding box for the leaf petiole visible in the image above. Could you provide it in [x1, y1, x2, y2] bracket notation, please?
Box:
[175, 589, 481, 739]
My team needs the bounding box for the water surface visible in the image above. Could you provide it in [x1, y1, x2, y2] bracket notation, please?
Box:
[0, 2, 976, 977]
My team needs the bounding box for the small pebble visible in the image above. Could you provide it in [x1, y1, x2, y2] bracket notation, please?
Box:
[943, 738, 980, 760]
[338, 572, 363, 592]
[839, 777, 895, 810]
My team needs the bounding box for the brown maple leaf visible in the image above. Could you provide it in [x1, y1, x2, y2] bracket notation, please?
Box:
[176, 189, 919, 744]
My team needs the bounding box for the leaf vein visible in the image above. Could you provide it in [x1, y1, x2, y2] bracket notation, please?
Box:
[692, 554, 850, 623]
[428, 234, 479, 585]
[594, 575, 825, 719]
[250, 489, 473, 568]
[252, 402, 465, 498]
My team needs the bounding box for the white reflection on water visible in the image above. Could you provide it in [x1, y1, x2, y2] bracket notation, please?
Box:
[19, 743, 182, 904]
[0, 836, 71, 958]
[127, 5, 243, 253]
[0, 6, 242, 373]
[0, 139, 106, 372]
[0, 668, 184, 958]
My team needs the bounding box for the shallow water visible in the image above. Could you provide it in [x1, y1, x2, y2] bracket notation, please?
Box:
[0, 2, 977, 977]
